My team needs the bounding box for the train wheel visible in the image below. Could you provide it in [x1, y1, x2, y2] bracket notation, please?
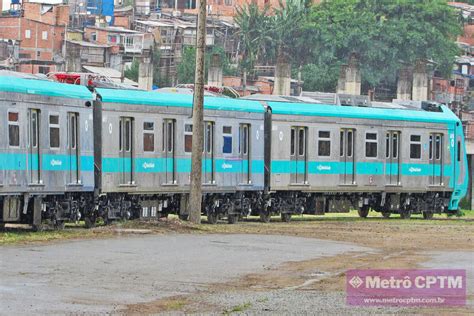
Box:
[54, 220, 65, 230]
[260, 211, 271, 223]
[357, 206, 370, 218]
[400, 211, 412, 219]
[422, 211, 434, 220]
[32, 223, 46, 232]
[84, 217, 96, 229]
[227, 214, 238, 224]
[381, 212, 391, 219]
[281, 213, 292, 223]
[179, 214, 189, 221]
[207, 212, 218, 224]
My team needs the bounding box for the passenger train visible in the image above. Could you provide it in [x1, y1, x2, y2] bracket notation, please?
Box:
[0, 73, 468, 229]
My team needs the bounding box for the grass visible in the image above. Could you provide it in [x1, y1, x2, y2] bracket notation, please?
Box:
[225, 302, 252, 314]
[1, 209, 472, 245]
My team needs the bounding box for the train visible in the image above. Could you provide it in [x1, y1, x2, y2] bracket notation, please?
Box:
[0, 73, 468, 229]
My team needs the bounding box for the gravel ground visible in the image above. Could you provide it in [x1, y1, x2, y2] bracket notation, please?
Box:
[0, 234, 370, 315]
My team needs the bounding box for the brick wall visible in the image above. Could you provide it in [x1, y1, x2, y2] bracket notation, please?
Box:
[23, 3, 69, 26]
[0, 17, 21, 41]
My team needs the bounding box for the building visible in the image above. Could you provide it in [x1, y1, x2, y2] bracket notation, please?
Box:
[0, 2, 69, 73]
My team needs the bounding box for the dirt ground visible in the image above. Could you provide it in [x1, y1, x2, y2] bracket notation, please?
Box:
[1, 212, 473, 315]
[122, 215, 474, 315]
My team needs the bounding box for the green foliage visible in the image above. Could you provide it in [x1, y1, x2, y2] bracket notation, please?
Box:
[235, 3, 271, 73]
[235, 0, 462, 92]
[176, 46, 237, 84]
[306, 0, 462, 91]
[177, 46, 197, 84]
[124, 59, 139, 83]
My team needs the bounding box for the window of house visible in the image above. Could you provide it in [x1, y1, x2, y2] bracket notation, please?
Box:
[49, 114, 60, 148]
[25, 30, 31, 39]
[365, 132, 378, 158]
[42, 31, 48, 40]
[318, 131, 331, 157]
[225, 0, 232, 5]
[108, 35, 119, 43]
[410, 135, 421, 159]
[222, 126, 232, 154]
[91, 32, 97, 42]
[143, 122, 154, 152]
[38, 66, 50, 74]
[8, 112, 19, 147]
[184, 124, 193, 153]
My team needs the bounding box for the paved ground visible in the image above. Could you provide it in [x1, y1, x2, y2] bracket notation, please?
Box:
[0, 234, 370, 315]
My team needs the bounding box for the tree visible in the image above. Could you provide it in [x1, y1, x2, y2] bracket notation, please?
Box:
[124, 59, 139, 82]
[177, 46, 237, 84]
[235, 3, 271, 91]
[303, 0, 462, 92]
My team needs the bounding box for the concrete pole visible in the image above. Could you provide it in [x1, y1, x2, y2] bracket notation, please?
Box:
[188, 0, 207, 224]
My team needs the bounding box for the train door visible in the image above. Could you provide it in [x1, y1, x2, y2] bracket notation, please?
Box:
[119, 117, 134, 185]
[385, 131, 400, 185]
[28, 109, 41, 184]
[163, 119, 176, 184]
[339, 129, 355, 185]
[240, 124, 250, 184]
[203, 121, 214, 184]
[429, 133, 443, 186]
[290, 126, 307, 184]
[68, 113, 79, 184]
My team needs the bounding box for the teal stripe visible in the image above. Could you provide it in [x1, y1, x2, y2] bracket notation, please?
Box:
[102, 157, 265, 174]
[0, 153, 27, 170]
[0, 153, 93, 172]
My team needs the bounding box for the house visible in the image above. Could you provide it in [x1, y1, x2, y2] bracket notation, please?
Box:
[0, 2, 69, 73]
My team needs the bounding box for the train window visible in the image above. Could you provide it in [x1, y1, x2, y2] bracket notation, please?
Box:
[143, 122, 154, 152]
[184, 124, 193, 153]
[410, 135, 421, 159]
[365, 132, 377, 158]
[298, 128, 305, 156]
[70, 115, 77, 149]
[242, 125, 248, 155]
[435, 135, 441, 160]
[392, 133, 398, 159]
[385, 133, 390, 158]
[340, 131, 344, 157]
[204, 123, 214, 154]
[457, 141, 461, 162]
[49, 114, 60, 148]
[8, 112, 20, 147]
[167, 121, 173, 153]
[318, 131, 331, 157]
[429, 135, 433, 160]
[347, 130, 353, 157]
[223, 126, 232, 154]
[291, 128, 296, 155]
[125, 120, 131, 152]
[119, 120, 123, 151]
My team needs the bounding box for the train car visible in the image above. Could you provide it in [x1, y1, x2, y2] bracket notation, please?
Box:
[88, 88, 265, 225]
[261, 101, 468, 221]
[0, 74, 95, 230]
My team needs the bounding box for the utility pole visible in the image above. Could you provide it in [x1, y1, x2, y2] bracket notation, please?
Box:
[188, 0, 207, 224]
